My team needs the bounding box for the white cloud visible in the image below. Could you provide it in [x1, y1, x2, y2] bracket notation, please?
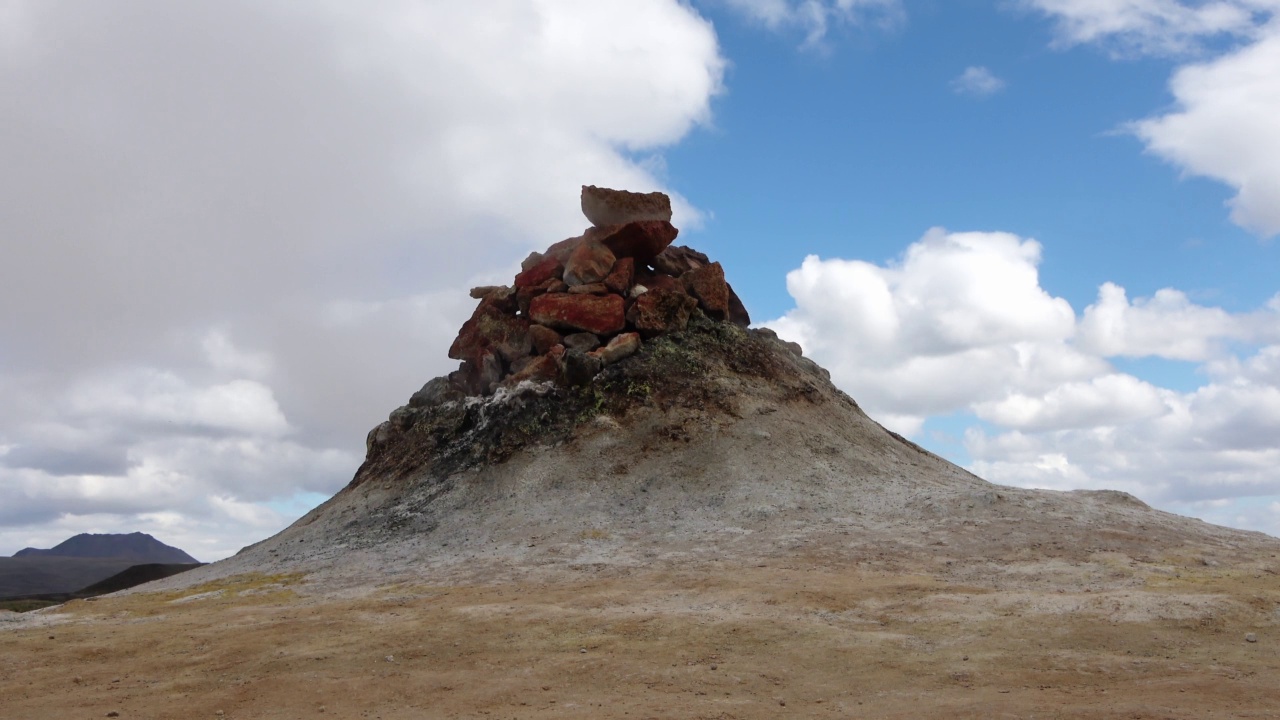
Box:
[769, 227, 1280, 537]
[1022, 0, 1268, 55]
[1077, 282, 1242, 360]
[769, 228, 1087, 432]
[0, 1, 726, 558]
[951, 66, 1007, 97]
[1024, 1, 1280, 237]
[1130, 30, 1280, 236]
[720, 0, 905, 47]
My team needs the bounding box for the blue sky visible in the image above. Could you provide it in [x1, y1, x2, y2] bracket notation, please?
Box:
[2, 0, 1278, 560]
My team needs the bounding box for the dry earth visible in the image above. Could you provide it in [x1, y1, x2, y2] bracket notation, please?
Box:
[4, 320, 1280, 718]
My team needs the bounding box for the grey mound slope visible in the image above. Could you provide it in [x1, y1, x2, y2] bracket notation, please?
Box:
[150, 314, 1279, 593]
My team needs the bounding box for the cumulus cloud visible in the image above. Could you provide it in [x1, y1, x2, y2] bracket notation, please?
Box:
[0, 1, 726, 558]
[951, 66, 1007, 97]
[720, 0, 905, 47]
[1129, 30, 1280, 236]
[768, 228, 1280, 536]
[1024, 0, 1280, 237]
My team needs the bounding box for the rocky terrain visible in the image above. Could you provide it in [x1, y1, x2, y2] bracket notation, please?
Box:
[3, 187, 1279, 719]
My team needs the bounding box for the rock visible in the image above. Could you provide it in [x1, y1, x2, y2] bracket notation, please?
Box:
[682, 261, 729, 321]
[365, 421, 392, 457]
[635, 270, 686, 295]
[514, 255, 564, 288]
[1246, 633, 1258, 643]
[520, 251, 545, 271]
[629, 284, 648, 299]
[596, 221, 679, 264]
[469, 285, 514, 304]
[500, 353, 559, 387]
[567, 282, 609, 295]
[589, 332, 641, 366]
[652, 245, 710, 277]
[604, 257, 635, 295]
[409, 377, 462, 408]
[388, 405, 417, 430]
[529, 293, 626, 336]
[544, 235, 584, 263]
[518, 278, 571, 314]
[449, 297, 532, 365]
[558, 348, 602, 386]
[726, 282, 751, 327]
[450, 350, 503, 396]
[563, 332, 602, 353]
[529, 324, 562, 355]
[581, 185, 672, 227]
[626, 288, 697, 338]
[563, 239, 617, 287]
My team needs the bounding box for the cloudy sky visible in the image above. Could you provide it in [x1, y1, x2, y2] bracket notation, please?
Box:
[2, 0, 1278, 561]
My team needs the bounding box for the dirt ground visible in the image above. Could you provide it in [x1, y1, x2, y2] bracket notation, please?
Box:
[4, 554, 1280, 720]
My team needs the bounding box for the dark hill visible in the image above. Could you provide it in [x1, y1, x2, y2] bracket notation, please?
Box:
[0, 556, 141, 597]
[74, 562, 203, 596]
[13, 532, 197, 563]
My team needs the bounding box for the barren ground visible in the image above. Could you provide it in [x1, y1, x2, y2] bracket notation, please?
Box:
[4, 549, 1280, 719]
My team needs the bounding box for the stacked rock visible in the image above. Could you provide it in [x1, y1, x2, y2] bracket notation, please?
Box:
[446, 186, 751, 396]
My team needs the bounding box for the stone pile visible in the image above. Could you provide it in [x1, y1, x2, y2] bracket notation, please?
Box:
[444, 185, 750, 396]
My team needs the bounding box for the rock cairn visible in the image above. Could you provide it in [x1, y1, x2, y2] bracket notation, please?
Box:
[443, 185, 750, 397]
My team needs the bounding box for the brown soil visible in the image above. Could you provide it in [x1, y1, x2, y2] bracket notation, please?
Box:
[4, 553, 1280, 719]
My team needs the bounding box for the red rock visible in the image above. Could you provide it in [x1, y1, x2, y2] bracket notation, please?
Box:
[603, 257, 635, 295]
[528, 324, 562, 355]
[500, 353, 559, 388]
[589, 332, 641, 366]
[449, 297, 531, 365]
[682, 262, 729, 321]
[563, 239, 616, 287]
[529, 293, 626, 335]
[517, 277, 567, 315]
[596, 221, 679, 264]
[581, 186, 672, 227]
[514, 256, 564, 288]
[634, 270, 685, 295]
[625, 288, 697, 338]
[726, 282, 751, 327]
[652, 245, 709, 277]
[567, 282, 609, 295]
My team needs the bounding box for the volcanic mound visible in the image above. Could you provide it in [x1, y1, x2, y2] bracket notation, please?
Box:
[166, 186, 1278, 590]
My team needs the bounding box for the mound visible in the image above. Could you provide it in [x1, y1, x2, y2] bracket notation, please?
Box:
[152, 187, 1278, 591]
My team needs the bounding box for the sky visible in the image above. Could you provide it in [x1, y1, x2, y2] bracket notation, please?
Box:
[2, 0, 1279, 561]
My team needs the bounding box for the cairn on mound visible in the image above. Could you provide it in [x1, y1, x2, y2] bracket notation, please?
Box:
[450, 186, 749, 398]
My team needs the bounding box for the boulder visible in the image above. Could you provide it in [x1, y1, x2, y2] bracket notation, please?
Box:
[567, 282, 609, 295]
[468, 285, 515, 304]
[500, 353, 560, 388]
[682, 262, 729, 321]
[409, 377, 463, 408]
[626, 288, 697, 338]
[562, 332, 602, 353]
[581, 185, 673, 227]
[448, 297, 532, 365]
[514, 255, 564, 289]
[544, 236, 584, 263]
[558, 348, 602, 387]
[450, 349, 503, 396]
[604, 257, 635, 295]
[726, 282, 751, 327]
[596, 221, 679, 264]
[528, 324, 562, 355]
[634, 270, 686, 295]
[563, 239, 616, 286]
[529, 293, 626, 336]
[589, 332, 641, 366]
[517, 278, 567, 315]
[652, 245, 709, 277]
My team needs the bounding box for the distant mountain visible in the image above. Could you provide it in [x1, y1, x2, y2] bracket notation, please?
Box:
[13, 532, 198, 564]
